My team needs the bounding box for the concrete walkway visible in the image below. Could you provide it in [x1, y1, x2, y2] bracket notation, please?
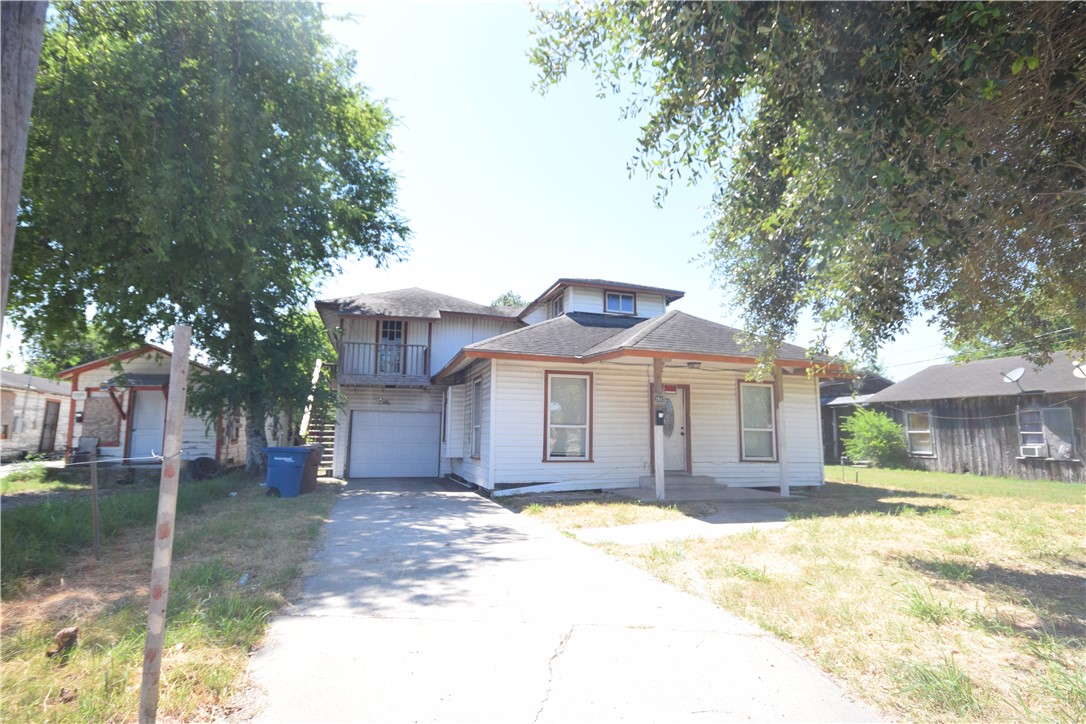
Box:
[245, 479, 877, 723]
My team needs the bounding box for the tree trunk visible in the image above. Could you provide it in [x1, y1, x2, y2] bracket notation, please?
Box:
[243, 407, 268, 479]
[1, 1, 47, 337]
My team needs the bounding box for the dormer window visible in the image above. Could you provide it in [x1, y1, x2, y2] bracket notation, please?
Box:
[604, 291, 635, 315]
[549, 296, 564, 318]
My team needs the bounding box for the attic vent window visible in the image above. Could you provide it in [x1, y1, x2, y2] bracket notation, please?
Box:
[605, 291, 635, 315]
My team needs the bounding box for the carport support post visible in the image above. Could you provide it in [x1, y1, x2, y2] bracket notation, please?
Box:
[138, 324, 192, 723]
[653, 358, 666, 501]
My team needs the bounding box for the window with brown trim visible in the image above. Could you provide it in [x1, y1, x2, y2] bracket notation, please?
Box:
[739, 382, 776, 461]
[604, 291, 635, 315]
[546, 372, 591, 460]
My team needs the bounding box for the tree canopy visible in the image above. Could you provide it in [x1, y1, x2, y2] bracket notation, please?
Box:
[532, 1, 1085, 368]
[13, 1, 409, 472]
[490, 290, 526, 307]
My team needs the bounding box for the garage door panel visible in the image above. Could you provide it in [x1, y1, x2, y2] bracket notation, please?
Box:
[349, 410, 440, 478]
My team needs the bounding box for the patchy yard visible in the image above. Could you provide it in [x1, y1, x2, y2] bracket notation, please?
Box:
[1, 473, 341, 722]
[503, 470, 1086, 722]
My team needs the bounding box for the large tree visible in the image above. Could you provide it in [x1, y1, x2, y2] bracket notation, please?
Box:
[533, 2, 1085, 368]
[12, 1, 409, 474]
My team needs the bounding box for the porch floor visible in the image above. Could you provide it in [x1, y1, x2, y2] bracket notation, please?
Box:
[613, 474, 795, 503]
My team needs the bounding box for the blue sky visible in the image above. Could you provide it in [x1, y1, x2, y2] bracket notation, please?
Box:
[322, 2, 950, 380]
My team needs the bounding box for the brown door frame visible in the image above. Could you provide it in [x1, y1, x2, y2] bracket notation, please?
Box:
[646, 383, 692, 473]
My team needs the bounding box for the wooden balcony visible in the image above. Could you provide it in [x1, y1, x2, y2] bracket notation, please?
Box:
[337, 342, 431, 387]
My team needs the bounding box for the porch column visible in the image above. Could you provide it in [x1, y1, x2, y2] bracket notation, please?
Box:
[774, 365, 790, 497]
[653, 358, 666, 501]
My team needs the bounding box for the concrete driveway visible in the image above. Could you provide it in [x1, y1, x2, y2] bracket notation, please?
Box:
[246, 478, 877, 723]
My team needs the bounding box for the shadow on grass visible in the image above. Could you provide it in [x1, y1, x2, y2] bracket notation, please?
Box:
[498, 491, 720, 520]
[898, 555, 1086, 640]
[776, 482, 961, 520]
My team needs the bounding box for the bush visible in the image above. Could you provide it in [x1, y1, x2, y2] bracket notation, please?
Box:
[841, 407, 909, 468]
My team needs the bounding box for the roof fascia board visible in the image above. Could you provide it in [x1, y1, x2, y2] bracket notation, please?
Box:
[57, 344, 170, 379]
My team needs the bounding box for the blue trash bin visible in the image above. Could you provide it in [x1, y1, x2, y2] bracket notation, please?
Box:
[263, 447, 308, 498]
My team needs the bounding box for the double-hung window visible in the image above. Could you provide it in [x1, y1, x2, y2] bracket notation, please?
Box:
[739, 383, 776, 461]
[604, 291, 635, 315]
[905, 411, 934, 455]
[1018, 407, 1077, 460]
[546, 372, 591, 460]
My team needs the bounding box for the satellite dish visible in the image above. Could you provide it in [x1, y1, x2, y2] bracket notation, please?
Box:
[1001, 367, 1025, 383]
[1073, 361, 1086, 380]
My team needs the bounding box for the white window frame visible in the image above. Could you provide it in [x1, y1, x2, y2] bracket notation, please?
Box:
[549, 295, 564, 318]
[471, 379, 482, 458]
[905, 410, 935, 456]
[604, 291, 635, 315]
[738, 382, 777, 462]
[545, 372, 591, 461]
[1018, 406, 1078, 460]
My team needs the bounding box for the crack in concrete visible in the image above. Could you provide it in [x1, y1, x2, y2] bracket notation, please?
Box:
[533, 626, 575, 723]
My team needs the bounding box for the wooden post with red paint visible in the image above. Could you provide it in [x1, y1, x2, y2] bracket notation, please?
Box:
[138, 324, 192, 723]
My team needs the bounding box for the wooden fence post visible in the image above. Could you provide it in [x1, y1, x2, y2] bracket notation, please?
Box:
[138, 324, 192, 723]
[89, 448, 100, 559]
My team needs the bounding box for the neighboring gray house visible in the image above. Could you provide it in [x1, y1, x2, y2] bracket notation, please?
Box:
[820, 371, 894, 463]
[317, 279, 841, 498]
[0, 371, 72, 461]
[865, 353, 1086, 482]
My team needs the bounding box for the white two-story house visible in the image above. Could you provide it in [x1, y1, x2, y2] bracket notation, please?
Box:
[316, 278, 835, 497]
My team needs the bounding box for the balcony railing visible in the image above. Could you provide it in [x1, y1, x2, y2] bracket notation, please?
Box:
[338, 342, 430, 385]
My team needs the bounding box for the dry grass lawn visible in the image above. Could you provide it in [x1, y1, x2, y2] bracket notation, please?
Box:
[504, 470, 1086, 722]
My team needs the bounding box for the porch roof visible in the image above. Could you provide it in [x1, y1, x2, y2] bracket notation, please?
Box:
[435, 310, 837, 381]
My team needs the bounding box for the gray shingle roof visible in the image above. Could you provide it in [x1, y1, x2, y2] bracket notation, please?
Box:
[866, 353, 1086, 403]
[464, 310, 822, 363]
[316, 287, 520, 320]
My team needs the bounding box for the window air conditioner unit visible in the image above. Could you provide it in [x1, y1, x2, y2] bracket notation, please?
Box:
[1019, 445, 1045, 458]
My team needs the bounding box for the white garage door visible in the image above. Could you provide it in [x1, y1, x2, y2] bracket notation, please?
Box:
[348, 410, 440, 478]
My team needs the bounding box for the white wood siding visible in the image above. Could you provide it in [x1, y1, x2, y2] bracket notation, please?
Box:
[521, 307, 547, 325]
[68, 352, 247, 466]
[341, 318, 376, 344]
[635, 293, 667, 317]
[563, 285, 667, 318]
[470, 360, 824, 490]
[0, 387, 70, 458]
[450, 362, 491, 488]
[430, 314, 519, 374]
[445, 385, 466, 458]
[332, 386, 444, 477]
[566, 286, 604, 314]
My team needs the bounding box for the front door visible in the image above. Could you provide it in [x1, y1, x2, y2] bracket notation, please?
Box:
[130, 391, 166, 460]
[662, 388, 687, 471]
[39, 400, 60, 452]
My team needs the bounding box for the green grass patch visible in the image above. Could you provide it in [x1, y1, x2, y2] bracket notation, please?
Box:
[0, 477, 342, 722]
[1, 476, 239, 595]
[1, 463, 86, 495]
[894, 656, 985, 718]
